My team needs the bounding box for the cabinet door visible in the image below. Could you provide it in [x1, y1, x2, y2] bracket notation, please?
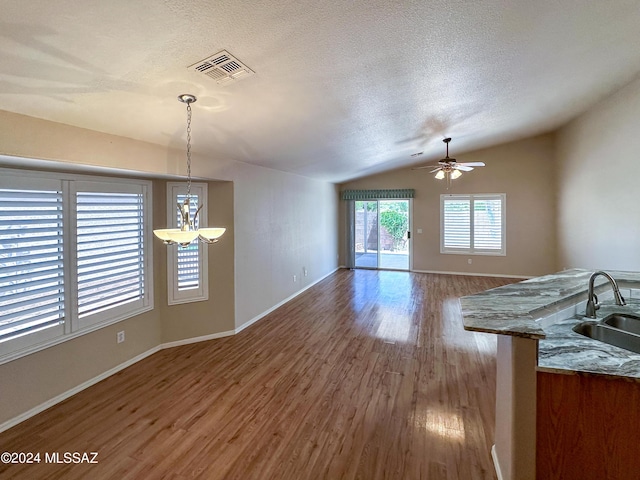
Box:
[537, 371, 640, 479]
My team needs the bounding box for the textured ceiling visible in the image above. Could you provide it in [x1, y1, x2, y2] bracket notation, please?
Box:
[2, 0, 640, 182]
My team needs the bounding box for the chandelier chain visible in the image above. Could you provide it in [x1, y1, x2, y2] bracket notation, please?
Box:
[186, 101, 192, 197]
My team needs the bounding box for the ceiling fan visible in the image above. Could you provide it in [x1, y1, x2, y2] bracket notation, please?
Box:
[414, 137, 485, 180]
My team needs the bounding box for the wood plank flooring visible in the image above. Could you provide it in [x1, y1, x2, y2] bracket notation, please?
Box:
[0, 269, 516, 480]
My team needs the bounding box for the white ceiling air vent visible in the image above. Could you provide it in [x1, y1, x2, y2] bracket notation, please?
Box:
[189, 50, 255, 86]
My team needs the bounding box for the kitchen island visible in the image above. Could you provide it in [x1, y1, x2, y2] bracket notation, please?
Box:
[461, 269, 640, 480]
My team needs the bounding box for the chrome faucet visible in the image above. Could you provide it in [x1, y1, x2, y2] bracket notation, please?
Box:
[585, 271, 626, 318]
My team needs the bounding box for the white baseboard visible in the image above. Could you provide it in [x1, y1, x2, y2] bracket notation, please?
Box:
[1, 268, 341, 434]
[412, 269, 530, 279]
[161, 329, 236, 349]
[491, 445, 505, 480]
[234, 267, 339, 333]
[341, 265, 530, 279]
[0, 345, 162, 434]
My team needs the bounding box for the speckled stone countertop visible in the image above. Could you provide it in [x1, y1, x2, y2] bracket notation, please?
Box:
[461, 268, 640, 379]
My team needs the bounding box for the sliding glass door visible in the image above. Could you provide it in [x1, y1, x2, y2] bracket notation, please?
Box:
[353, 199, 410, 270]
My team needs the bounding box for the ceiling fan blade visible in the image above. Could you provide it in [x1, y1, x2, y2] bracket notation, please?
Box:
[458, 162, 485, 167]
[429, 167, 442, 173]
[412, 164, 441, 170]
[454, 165, 474, 172]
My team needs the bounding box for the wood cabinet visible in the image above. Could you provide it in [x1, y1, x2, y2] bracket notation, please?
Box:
[537, 371, 640, 479]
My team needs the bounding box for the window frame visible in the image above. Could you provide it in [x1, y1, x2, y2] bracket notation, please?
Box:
[440, 193, 506, 256]
[0, 167, 153, 364]
[166, 182, 209, 305]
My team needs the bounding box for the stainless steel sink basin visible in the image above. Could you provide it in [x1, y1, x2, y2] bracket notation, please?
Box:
[603, 313, 640, 335]
[573, 321, 640, 354]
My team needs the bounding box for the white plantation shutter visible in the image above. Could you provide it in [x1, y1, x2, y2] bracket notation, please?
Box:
[443, 198, 471, 249]
[76, 191, 146, 323]
[176, 194, 200, 290]
[473, 197, 503, 251]
[0, 187, 65, 344]
[177, 244, 199, 290]
[441, 194, 505, 255]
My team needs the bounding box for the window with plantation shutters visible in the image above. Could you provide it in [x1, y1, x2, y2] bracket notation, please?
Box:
[166, 183, 209, 305]
[441, 194, 505, 255]
[0, 184, 65, 349]
[76, 190, 146, 327]
[0, 169, 153, 363]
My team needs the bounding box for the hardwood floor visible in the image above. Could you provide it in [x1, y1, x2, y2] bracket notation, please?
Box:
[0, 269, 516, 480]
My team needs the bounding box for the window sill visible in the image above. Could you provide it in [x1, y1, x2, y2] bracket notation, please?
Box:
[440, 250, 506, 257]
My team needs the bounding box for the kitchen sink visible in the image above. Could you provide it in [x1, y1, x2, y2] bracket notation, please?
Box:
[573, 321, 640, 354]
[603, 313, 640, 335]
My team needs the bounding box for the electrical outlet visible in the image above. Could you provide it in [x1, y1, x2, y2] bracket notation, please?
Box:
[303, 267, 307, 277]
[117, 331, 125, 344]
[468, 259, 473, 265]
[293, 274, 297, 282]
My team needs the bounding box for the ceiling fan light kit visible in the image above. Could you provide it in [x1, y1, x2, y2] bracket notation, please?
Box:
[413, 137, 486, 183]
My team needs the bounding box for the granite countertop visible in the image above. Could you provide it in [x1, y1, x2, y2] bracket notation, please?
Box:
[461, 268, 640, 379]
[461, 268, 640, 338]
[537, 301, 640, 380]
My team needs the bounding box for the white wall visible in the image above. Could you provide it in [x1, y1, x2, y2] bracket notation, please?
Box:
[556, 76, 640, 271]
[233, 163, 339, 328]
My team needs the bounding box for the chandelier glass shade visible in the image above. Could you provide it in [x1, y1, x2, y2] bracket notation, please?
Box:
[153, 94, 226, 247]
[153, 227, 226, 245]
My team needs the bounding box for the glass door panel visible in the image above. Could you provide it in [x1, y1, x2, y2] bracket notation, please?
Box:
[354, 200, 378, 268]
[378, 200, 410, 270]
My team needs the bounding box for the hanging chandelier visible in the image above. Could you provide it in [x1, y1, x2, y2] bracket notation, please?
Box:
[153, 94, 226, 247]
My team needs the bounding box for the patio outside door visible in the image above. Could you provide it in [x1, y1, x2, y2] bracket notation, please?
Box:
[354, 199, 410, 270]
